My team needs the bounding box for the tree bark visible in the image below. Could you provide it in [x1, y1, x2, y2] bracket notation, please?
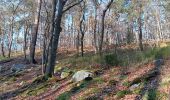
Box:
[24, 22, 29, 60]
[0, 27, 5, 57]
[138, 9, 144, 51]
[76, 30, 80, 55]
[8, 17, 14, 58]
[93, 5, 98, 54]
[99, 0, 113, 55]
[80, 2, 85, 57]
[45, 0, 83, 77]
[29, 0, 42, 63]
[45, 0, 66, 77]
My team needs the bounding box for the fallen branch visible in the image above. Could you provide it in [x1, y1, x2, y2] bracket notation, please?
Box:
[128, 59, 163, 86]
[0, 59, 13, 64]
[128, 69, 159, 86]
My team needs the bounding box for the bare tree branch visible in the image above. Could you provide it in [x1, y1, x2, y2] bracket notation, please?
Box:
[62, 0, 83, 13]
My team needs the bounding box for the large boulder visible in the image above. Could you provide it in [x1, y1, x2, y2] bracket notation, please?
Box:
[11, 64, 26, 72]
[71, 70, 93, 82]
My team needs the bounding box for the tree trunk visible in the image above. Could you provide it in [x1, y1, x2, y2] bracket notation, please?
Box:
[45, 0, 65, 77]
[138, 13, 143, 51]
[42, 20, 50, 74]
[24, 23, 29, 60]
[99, 0, 113, 55]
[80, 3, 85, 57]
[0, 28, 5, 57]
[80, 32, 84, 57]
[76, 31, 80, 55]
[45, 0, 83, 77]
[93, 7, 98, 54]
[29, 0, 42, 63]
[8, 17, 14, 58]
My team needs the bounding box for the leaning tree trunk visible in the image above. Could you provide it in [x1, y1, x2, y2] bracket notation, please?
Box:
[29, 0, 42, 64]
[99, 0, 113, 55]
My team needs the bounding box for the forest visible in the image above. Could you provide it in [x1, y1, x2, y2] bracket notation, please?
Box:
[0, 0, 170, 99]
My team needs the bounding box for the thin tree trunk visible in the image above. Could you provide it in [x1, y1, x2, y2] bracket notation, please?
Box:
[8, 18, 14, 58]
[24, 23, 29, 60]
[93, 7, 98, 54]
[80, 3, 85, 57]
[0, 27, 5, 57]
[99, 0, 113, 55]
[76, 31, 80, 55]
[29, 0, 42, 63]
[138, 7, 143, 51]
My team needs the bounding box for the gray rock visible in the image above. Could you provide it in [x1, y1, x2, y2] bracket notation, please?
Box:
[129, 83, 140, 91]
[71, 70, 93, 82]
[56, 61, 59, 64]
[52, 83, 59, 90]
[11, 64, 26, 72]
[154, 59, 164, 67]
[0, 66, 3, 72]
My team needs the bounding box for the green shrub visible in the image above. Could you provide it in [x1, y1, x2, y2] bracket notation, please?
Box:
[148, 89, 157, 100]
[56, 91, 71, 100]
[104, 53, 119, 66]
[91, 55, 105, 64]
[93, 77, 105, 84]
[116, 90, 132, 98]
[9, 76, 17, 81]
[144, 48, 158, 58]
[157, 47, 170, 59]
[135, 52, 145, 62]
[0, 56, 8, 61]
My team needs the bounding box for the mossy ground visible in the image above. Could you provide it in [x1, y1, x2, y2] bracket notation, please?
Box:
[0, 43, 170, 99]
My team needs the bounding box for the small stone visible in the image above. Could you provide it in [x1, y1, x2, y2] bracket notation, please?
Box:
[20, 81, 24, 86]
[52, 84, 59, 90]
[27, 69, 32, 71]
[129, 83, 140, 91]
[56, 61, 59, 64]
[0, 66, 3, 72]
[60, 72, 70, 79]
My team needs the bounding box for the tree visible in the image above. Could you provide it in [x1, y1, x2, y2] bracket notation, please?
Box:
[92, 0, 99, 54]
[45, 0, 83, 77]
[138, 3, 144, 51]
[79, 1, 86, 57]
[99, 0, 113, 55]
[29, 0, 42, 63]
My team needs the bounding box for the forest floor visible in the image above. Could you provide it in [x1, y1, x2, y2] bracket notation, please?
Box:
[0, 44, 170, 100]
